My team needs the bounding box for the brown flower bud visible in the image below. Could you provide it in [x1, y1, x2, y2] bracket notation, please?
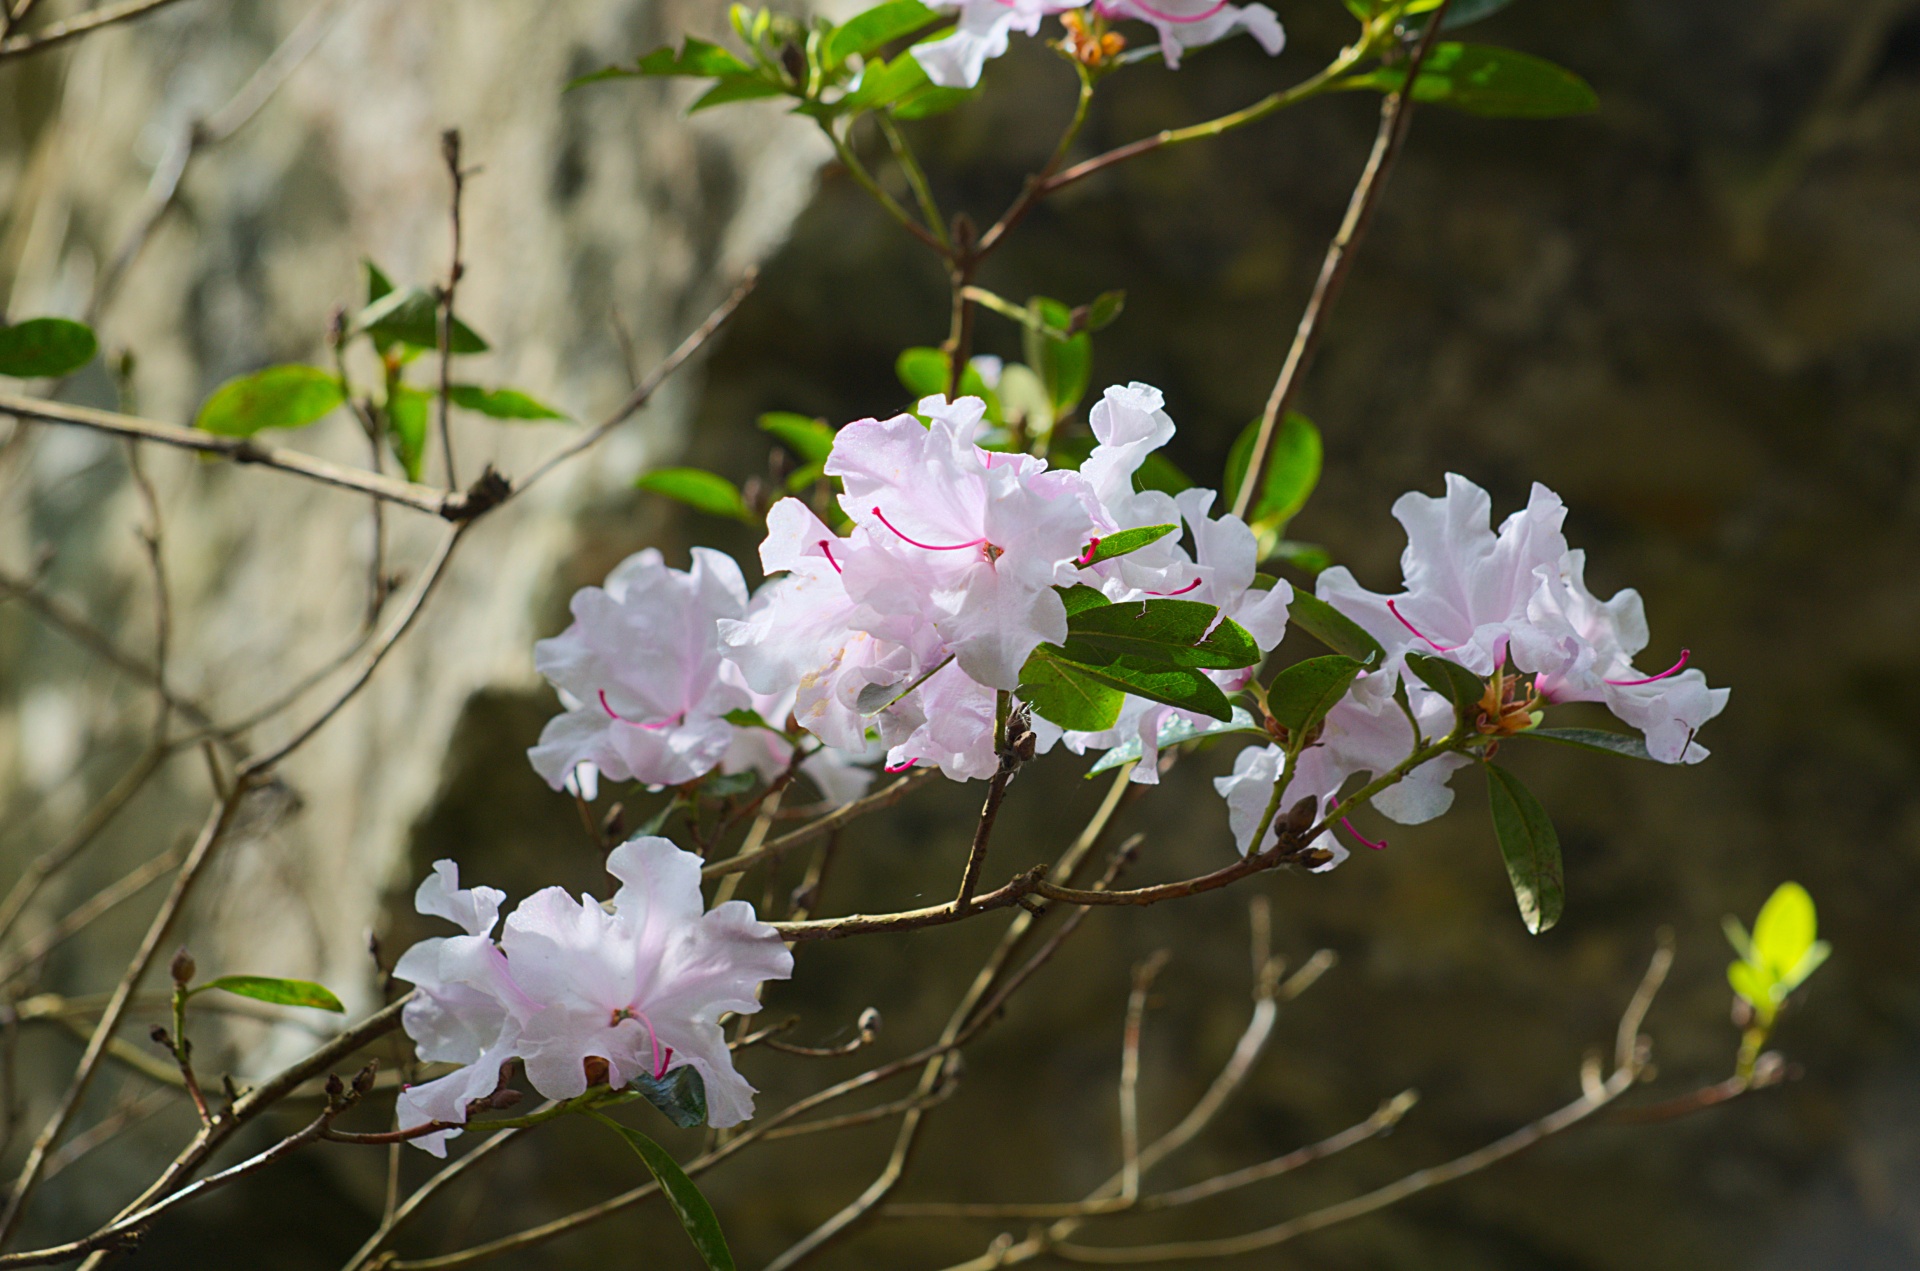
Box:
[169, 947, 196, 986]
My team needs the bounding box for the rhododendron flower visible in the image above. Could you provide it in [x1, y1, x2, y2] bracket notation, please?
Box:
[1213, 745, 1344, 871]
[1318, 474, 1726, 763]
[912, 0, 1085, 89]
[1095, 0, 1283, 68]
[393, 840, 791, 1154]
[528, 549, 752, 790]
[826, 395, 1098, 691]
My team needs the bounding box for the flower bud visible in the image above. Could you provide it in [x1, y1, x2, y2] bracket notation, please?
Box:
[857, 1007, 882, 1044]
[169, 947, 196, 986]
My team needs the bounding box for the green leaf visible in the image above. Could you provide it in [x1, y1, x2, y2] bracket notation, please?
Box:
[1339, 43, 1598, 119]
[626, 1064, 710, 1129]
[1517, 727, 1653, 761]
[1132, 450, 1192, 495]
[1018, 646, 1126, 731]
[1055, 583, 1112, 617]
[839, 51, 929, 112]
[892, 347, 995, 410]
[1021, 296, 1091, 416]
[448, 385, 568, 421]
[1721, 915, 1754, 962]
[690, 75, 788, 112]
[1482, 762, 1565, 934]
[784, 461, 826, 493]
[1727, 960, 1774, 1021]
[1408, 0, 1519, 28]
[1086, 706, 1264, 774]
[1223, 412, 1322, 533]
[1063, 600, 1260, 671]
[387, 384, 431, 482]
[0, 317, 99, 379]
[196, 365, 344, 438]
[1267, 655, 1363, 737]
[826, 0, 935, 66]
[636, 468, 754, 523]
[1058, 655, 1234, 722]
[193, 975, 345, 1013]
[1751, 882, 1817, 985]
[1085, 290, 1125, 331]
[589, 1113, 735, 1271]
[636, 36, 755, 78]
[758, 411, 836, 463]
[889, 81, 977, 120]
[723, 708, 771, 730]
[1082, 523, 1177, 565]
[1286, 592, 1384, 668]
[1405, 651, 1486, 718]
[364, 259, 394, 304]
[354, 286, 489, 354]
[1268, 540, 1332, 575]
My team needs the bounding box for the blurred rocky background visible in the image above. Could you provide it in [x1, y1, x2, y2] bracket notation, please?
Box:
[4, 0, 1920, 1266]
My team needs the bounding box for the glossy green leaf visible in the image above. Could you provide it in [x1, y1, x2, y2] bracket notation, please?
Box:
[839, 51, 928, 112]
[1022, 296, 1092, 415]
[758, 411, 835, 463]
[1019, 646, 1126, 731]
[723, 708, 771, 730]
[637, 37, 755, 78]
[1483, 761, 1565, 934]
[635, 468, 755, 523]
[1406, 651, 1487, 718]
[448, 385, 568, 421]
[1086, 707, 1264, 774]
[354, 286, 489, 354]
[365, 260, 394, 304]
[1286, 591, 1384, 668]
[0, 317, 98, 379]
[890, 81, 976, 119]
[1268, 540, 1332, 574]
[1340, 43, 1598, 119]
[1083, 523, 1177, 565]
[196, 365, 344, 438]
[1727, 960, 1773, 1020]
[1518, 727, 1653, 761]
[1267, 655, 1363, 737]
[1223, 412, 1322, 530]
[626, 1064, 709, 1128]
[387, 384, 431, 482]
[690, 76, 787, 112]
[590, 1114, 735, 1271]
[1055, 583, 1111, 617]
[1407, 0, 1520, 27]
[1063, 600, 1259, 671]
[827, 0, 936, 65]
[194, 975, 345, 1013]
[892, 346, 995, 409]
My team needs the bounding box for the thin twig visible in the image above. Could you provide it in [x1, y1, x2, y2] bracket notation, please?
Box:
[0, 746, 170, 944]
[0, 839, 188, 985]
[0, 0, 192, 61]
[434, 129, 466, 489]
[702, 769, 931, 878]
[1231, 1, 1453, 521]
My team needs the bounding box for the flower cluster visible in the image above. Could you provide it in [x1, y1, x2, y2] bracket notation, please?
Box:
[393, 839, 792, 1155]
[913, 0, 1284, 89]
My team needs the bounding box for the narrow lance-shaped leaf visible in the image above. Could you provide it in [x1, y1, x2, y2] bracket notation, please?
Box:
[192, 975, 345, 1012]
[1062, 599, 1259, 670]
[196, 366, 344, 438]
[1338, 43, 1598, 119]
[635, 468, 755, 523]
[1223, 411, 1322, 530]
[1081, 523, 1177, 566]
[1405, 651, 1487, 721]
[0, 317, 99, 379]
[353, 286, 489, 354]
[387, 384, 431, 482]
[589, 1113, 736, 1271]
[1482, 761, 1565, 934]
[690, 76, 788, 112]
[757, 411, 836, 463]
[1516, 727, 1653, 761]
[637, 37, 755, 78]
[825, 0, 936, 66]
[448, 385, 569, 421]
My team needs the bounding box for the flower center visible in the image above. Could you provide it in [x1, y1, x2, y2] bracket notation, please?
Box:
[1475, 665, 1542, 738]
[816, 539, 844, 575]
[1386, 599, 1463, 653]
[872, 506, 993, 556]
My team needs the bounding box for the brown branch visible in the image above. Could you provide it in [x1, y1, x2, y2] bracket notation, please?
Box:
[435, 129, 467, 489]
[0, 0, 193, 61]
[1230, 1, 1452, 521]
[702, 768, 931, 878]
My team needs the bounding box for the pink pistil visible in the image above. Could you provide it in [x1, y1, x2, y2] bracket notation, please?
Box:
[816, 538, 844, 575]
[1147, 578, 1203, 597]
[1605, 649, 1690, 687]
[598, 691, 680, 731]
[1076, 537, 1102, 567]
[1340, 817, 1389, 851]
[1386, 599, 1462, 653]
[872, 507, 986, 552]
[885, 757, 920, 773]
[1095, 0, 1231, 22]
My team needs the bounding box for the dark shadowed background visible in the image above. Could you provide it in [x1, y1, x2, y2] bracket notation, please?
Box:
[26, 0, 1920, 1265]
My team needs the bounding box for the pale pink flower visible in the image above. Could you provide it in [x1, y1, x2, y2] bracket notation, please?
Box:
[912, 0, 1088, 88]
[1093, 0, 1282, 67]
[528, 549, 752, 791]
[827, 396, 1098, 691]
[1213, 744, 1344, 871]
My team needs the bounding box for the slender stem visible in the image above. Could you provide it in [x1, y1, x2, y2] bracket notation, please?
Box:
[435, 129, 466, 489]
[0, 0, 192, 60]
[822, 121, 945, 254]
[974, 64, 1096, 258]
[701, 769, 931, 878]
[877, 114, 949, 252]
[1232, 5, 1451, 521]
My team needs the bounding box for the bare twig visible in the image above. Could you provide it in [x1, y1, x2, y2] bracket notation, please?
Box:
[0, 0, 193, 61]
[435, 129, 467, 489]
[702, 768, 931, 878]
[0, 839, 188, 985]
[1231, 1, 1453, 521]
[0, 745, 170, 944]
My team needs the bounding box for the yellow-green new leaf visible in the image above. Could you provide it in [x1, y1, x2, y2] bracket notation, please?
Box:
[196, 366, 344, 438]
[194, 975, 345, 1012]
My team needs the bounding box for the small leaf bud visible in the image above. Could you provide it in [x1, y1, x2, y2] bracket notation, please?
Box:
[169, 947, 196, 986]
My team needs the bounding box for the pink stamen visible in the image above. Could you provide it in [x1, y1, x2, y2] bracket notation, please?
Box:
[657, 1045, 675, 1081]
[1386, 599, 1462, 653]
[884, 757, 919, 773]
[816, 538, 843, 575]
[598, 691, 680, 731]
[1147, 578, 1203, 597]
[1605, 649, 1690, 687]
[1095, 0, 1231, 22]
[1076, 537, 1102, 567]
[1340, 817, 1389, 851]
[872, 507, 986, 552]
